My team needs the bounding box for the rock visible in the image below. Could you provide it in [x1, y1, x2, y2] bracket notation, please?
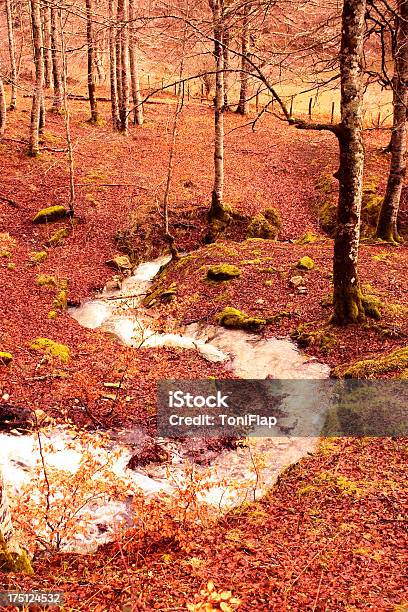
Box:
[295, 231, 319, 244]
[105, 278, 122, 292]
[127, 441, 170, 469]
[247, 213, 277, 239]
[207, 264, 241, 281]
[296, 256, 315, 270]
[32, 205, 69, 224]
[29, 251, 48, 265]
[0, 403, 33, 431]
[0, 352, 13, 366]
[298, 287, 307, 294]
[36, 274, 58, 287]
[106, 255, 133, 272]
[289, 275, 304, 288]
[216, 307, 266, 329]
[46, 228, 70, 246]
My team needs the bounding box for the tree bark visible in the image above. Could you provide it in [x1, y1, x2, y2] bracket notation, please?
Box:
[29, 0, 44, 157]
[50, 7, 62, 112]
[42, 3, 52, 89]
[109, 0, 120, 128]
[236, 3, 249, 115]
[376, 0, 408, 243]
[223, 28, 230, 111]
[6, 0, 18, 110]
[208, 0, 231, 238]
[85, 0, 99, 123]
[129, 0, 143, 125]
[332, 0, 367, 325]
[117, 0, 129, 133]
[0, 471, 33, 574]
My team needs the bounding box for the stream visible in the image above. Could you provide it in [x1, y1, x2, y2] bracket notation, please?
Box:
[0, 255, 330, 553]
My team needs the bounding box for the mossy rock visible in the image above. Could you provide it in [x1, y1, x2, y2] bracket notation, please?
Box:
[29, 251, 48, 265]
[296, 256, 315, 270]
[36, 274, 57, 287]
[207, 264, 241, 281]
[106, 255, 133, 272]
[262, 207, 281, 230]
[46, 228, 70, 246]
[53, 289, 68, 310]
[216, 307, 266, 329]
[333, 346, 408, 378]
[295, 231, 319, 245]
[362, 294, 382, 320]
[292, 325, 335, 353]
[143, 282, 177, 308]
[0, 533, 33, 575]
[32, 205, 69, 224]
[0, 351, 13, 366]
[30, 338, 70, 363]
[247, 213, 278, 240]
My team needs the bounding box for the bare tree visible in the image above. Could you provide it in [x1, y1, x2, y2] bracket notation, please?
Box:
[29, 0, 45, 156]
[332, 0, 367, 324]
[117, 0, 130, 133]
[5, 0, 18, 110]
[42, 3, 52, 89]
[109, 0, 120, 128]
[59, 9, 75, 214]
[86, 0, 99, 123]
[376, 0, 408, 243]
[129, 0, 143, 125]
[50, 6, 62, 112]
[207, 0, 231, 239]
[223, 27, 231, 110]
[236, 1, 250, 115]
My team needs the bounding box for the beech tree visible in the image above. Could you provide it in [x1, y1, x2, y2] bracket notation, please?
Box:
[236, 1, 250, 115]
[5, 0, 17, 110]
[50, 5, 63, 112]
[86, 0, 99, 123]
[29, 0, 45, 156]
[129, 0, 143, 125]
[109, 0, 120, 128]
[376, 0, 408, 243]
[0, 70, 6, 137]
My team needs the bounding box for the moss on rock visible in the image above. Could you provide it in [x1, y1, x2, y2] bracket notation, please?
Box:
[333, 346, 408, 378]
[361, 294, 382, 320]
[32, 205, 68, 224]
[0, 532, 33, 575]
[262, 207, 281, 230]
[46, 228, 70, 246]
[30, 338, 70, 363]
[207, 264, 241, 281]
[36, 274, 57, 287]
[53, 289, 68, 310]
[0, 352, 13, 366]
[216, 307, 266, 329]
[247, 213, 278, 240]
[295, 231, 319, 245]
[143, 282, 177, 308]
[292, 325, 335, 353]
[29, 251, 48, 265]
[296, 256, 315, 270]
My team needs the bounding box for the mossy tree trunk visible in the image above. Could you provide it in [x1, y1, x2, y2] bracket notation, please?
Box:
[0, 473, 33, 574]
[376, 0, 408, 244]
[29, 0, 44, 157]
[85, 0, 99, 124]
[208, 0, 231, 239]
[332, 0, 367, 325]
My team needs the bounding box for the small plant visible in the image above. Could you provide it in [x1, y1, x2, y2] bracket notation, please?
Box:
[187, 581, 241, 611]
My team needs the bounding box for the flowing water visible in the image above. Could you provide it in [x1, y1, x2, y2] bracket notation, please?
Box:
[1, 255, 330, 553]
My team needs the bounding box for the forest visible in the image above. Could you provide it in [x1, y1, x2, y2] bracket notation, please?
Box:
[0, 0, 407, 609]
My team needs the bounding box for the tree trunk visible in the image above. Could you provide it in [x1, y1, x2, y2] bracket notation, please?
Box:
[0, 471, 33, 574]
[129, 0, 143, 125]
[236, 3, 249, 115]
[376, 0, 408, 243]
[117, 0, 129, 133]
[332, 0, 367, 325]
[42, 3, 52, 89]
[223, 28, 230, 111]
[50, 7, 62, 112]
[207, 0, 231, 239]
[29, 0, 44, 157]
[0, 73, 6, 137]
[109, 0, 120, 128]
[85, 0, 99, 123]
[6, 0, 18, 110]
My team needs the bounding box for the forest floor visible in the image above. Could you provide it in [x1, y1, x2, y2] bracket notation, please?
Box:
[0, 95, 407, 610]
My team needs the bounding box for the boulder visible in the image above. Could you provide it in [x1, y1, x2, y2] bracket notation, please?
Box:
[207, 264, 241, 281]
[32, 205, 68, 224]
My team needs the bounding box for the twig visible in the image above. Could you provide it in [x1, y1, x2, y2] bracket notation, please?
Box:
[0, 193, 18, 208]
